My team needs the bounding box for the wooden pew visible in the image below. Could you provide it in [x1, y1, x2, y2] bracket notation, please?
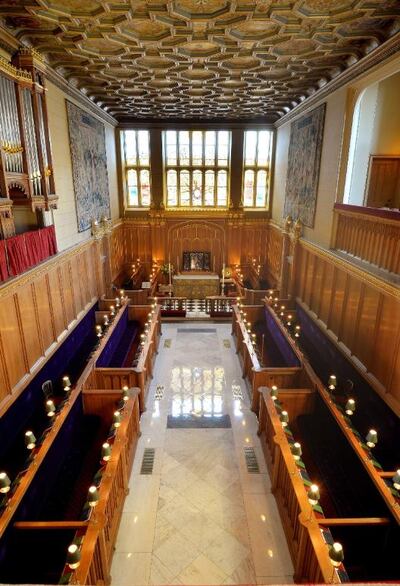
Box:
[0, 299, 129, 542]
[231, 304, 307, 413]
[258, 387, 343, 583]
[74, 392, 140, 585]
[264, 299, 400, 526]
[3, 389, 140, 586]
[85, 305, 161, 412]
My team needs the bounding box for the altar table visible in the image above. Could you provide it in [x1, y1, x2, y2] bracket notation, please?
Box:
[173, 273, 220, 299]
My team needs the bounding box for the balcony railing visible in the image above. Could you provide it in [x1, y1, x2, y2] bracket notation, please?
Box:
[333, 204, 400, 275]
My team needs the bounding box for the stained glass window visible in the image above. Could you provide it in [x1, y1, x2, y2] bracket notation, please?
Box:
[122, 130, 151, 208]
[243, 129, 273, 209]
[163, 130, 231, 207]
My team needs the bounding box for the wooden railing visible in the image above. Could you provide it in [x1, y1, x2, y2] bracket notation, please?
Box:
[231, 305, 307, 414]
[205, 296, 236, 316]
[333, 204, 400, 274]
[258, 388, 342, 583]
[266, 296, 400, 526]
[74, 392, 140, 585]
[0, 299, 129, 541]
[85, 305, 161, 412]
[7, 391, 140, 586]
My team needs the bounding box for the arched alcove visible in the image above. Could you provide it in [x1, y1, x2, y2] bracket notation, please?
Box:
[344, 71, 400, 209]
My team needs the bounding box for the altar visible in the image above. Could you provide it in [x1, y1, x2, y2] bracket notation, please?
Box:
[173, 273, 220, 299]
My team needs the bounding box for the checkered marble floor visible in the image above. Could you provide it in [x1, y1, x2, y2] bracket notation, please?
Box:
[111, 323, 293, 586]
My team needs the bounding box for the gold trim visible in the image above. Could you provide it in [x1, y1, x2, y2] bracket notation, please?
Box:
[0, 55, 32, 83]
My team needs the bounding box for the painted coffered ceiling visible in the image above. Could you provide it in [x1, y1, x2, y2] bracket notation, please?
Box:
[0, 0, 399, 121]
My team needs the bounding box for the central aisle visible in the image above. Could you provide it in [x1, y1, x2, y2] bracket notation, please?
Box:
[111, 323, 293, 585]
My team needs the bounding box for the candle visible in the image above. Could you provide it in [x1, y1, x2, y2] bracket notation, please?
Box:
[62, 376, 71, 391]
[177, 256, 179, 273]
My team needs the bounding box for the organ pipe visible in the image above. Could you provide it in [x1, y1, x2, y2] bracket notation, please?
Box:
[0, 49, 57, 238]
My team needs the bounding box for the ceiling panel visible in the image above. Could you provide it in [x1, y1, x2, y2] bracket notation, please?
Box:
[1, 0, 399, 121]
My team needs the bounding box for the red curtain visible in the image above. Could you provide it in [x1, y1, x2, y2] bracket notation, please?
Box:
[24, 230, 44, 266]
[6, 234, 29, 277]
[0, 225, 57, 283]
[0, 241, 8, 282]
[40, 225, 57, 257]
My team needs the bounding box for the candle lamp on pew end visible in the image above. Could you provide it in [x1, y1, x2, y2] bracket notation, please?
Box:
[345, 398, 356, 416]
[0, 472, 11, 494]
[328, 374, 337, 391]
[25, 430, 36, 451]
[113, 411, 121, 429]
[308, 483, 320, 519]
[291, 442, 302, 461]
[66, 544, 81, 570]
[122, 385, 129, 403]
[280, 410, 289, 428]
[45, 399, 56, 418]
[329, 542, 344, 580]
[392, 470, 400, 490]
[366, 429, 378, 448]
[62, 376, 71, 392]
[270, 385, 278, 401]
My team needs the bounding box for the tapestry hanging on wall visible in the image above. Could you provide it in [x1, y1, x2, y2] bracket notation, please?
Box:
[66, 101, 110, 232]
[283, 103, 326, 228]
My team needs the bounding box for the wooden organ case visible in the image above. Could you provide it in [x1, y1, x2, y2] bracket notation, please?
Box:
[0, 48, 57, 238]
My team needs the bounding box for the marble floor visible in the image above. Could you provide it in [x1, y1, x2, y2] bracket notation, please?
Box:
[111, 323, 294, 586]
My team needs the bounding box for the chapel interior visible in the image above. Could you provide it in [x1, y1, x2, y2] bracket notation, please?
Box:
[0, 2, 399, 586]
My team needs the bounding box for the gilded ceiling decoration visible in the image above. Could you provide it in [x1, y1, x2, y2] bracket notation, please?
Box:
[0, 0, 399, 121]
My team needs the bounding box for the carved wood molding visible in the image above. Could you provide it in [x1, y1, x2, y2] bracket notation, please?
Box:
[299, 238, 400, 299]
[0, 4, 399, 122]
[0, 237, 96, 299]
[275, 32, 400, 128]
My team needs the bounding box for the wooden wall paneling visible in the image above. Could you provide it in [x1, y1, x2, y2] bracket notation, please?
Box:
[86, 246, 99, 302]
[341, 277, 362, 351]
[319, 261, 334, 325]
[370, 294, 400, 391]
[337, 273, 350, 343]
[15, 284, 42, 369]
[0, 341, 9, 403]
[327, 267, 347, 335]
[309, 256, 323, 313]
[78, 250, 90, 307]
[61, 261, 75, 326]
[0, 240, 105, 411]
[227, 224, 242, 267]
[266, 225, 283, 283]
[0, 294, 26, 390]
[303, 251, 315, 308]
[389, 323, 400, 402]
[48, 267, 67, 338]
[70, 255, 84, 316]
[353, 285, 381, 367]
[150, 220, 161, 265]
[34, 275, 56, 351]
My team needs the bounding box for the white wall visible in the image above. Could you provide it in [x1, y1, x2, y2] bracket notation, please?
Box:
[272, 87, 347, 248]
[344, 84, 378, 205]
[46, 82, 119, 251]
[344, 71, 400, 206]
